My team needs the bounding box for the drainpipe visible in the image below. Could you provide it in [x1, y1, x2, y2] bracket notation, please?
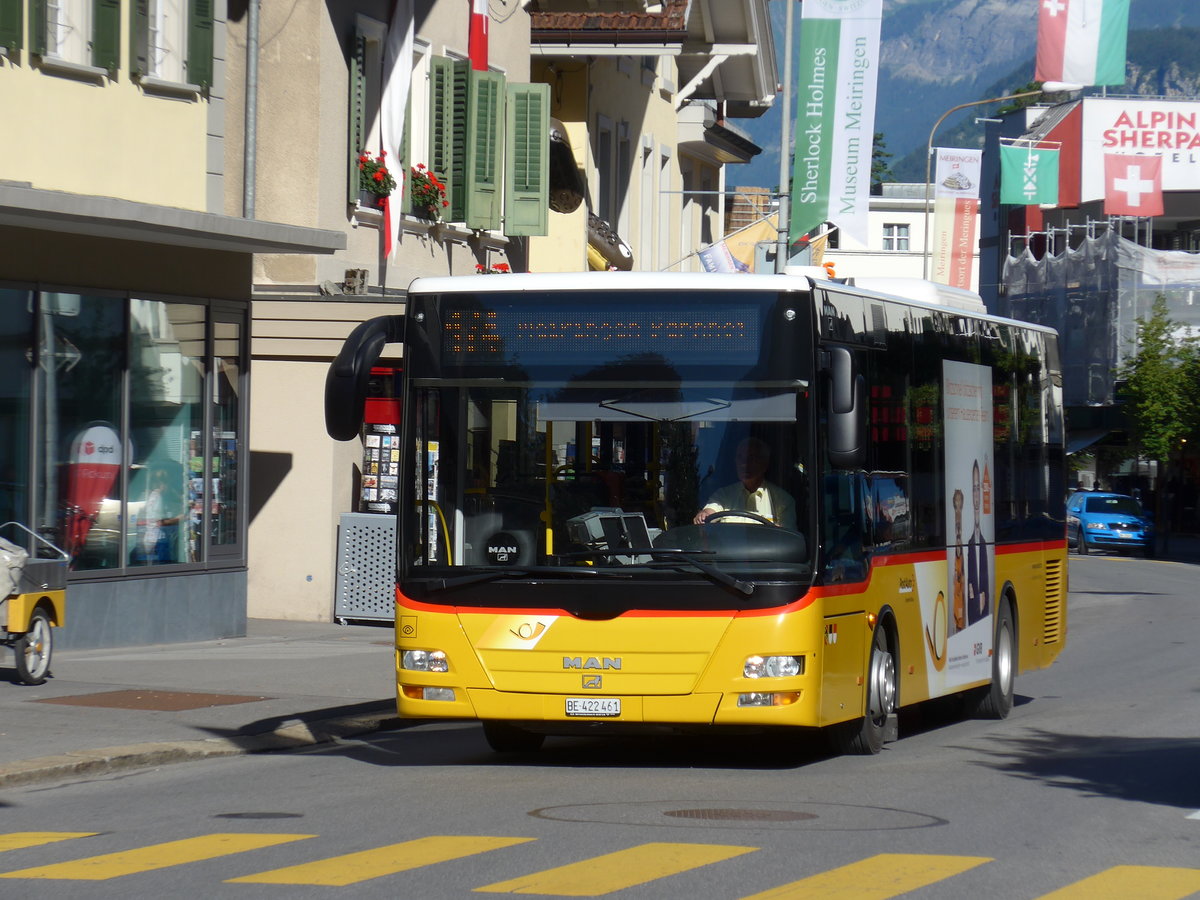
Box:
[243, 0, 260, 218]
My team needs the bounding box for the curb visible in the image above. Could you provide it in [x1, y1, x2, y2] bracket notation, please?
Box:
[0, 713, 402, 789]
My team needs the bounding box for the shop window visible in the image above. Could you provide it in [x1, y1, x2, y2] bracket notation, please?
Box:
[0, 290, 33, 527]
[35, 293, 125, 571]
[208, 316, 242, 555]
[14, 291, 246, 573]
[128, 300, 205, 567]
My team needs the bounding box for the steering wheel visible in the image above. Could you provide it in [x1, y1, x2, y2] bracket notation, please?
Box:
[704, 509, 774, 526]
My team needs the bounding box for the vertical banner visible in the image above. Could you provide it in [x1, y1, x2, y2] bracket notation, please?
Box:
[469, 0, 489, 71]
[1036, 0, 1130, 87]
[380, 0, 415, 257]
[926, 360, 994, 694]
[930, 148, 982, 289]
[999, 143, 1060, 206]
[790, 0, 883, 246]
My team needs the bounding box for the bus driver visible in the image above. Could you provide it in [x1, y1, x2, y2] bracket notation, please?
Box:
[693, 437, 796, 530]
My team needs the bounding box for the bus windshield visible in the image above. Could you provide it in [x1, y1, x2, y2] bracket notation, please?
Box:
[401, 289, 814, 598]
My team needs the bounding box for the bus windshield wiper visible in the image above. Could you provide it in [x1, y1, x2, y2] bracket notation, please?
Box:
[557, 548, 754, 596]
[425, 566, 629, 592]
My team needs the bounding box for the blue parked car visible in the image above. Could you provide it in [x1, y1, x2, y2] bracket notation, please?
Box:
[1066, 492, 1155, 557]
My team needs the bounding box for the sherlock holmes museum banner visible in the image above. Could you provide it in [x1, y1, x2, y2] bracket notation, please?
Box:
[790, 0, 883, 246]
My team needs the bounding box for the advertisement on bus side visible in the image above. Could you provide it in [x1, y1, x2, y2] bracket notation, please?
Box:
[923, 360, 995, 693]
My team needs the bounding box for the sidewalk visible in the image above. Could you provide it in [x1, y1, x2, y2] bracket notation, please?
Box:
[0, 619, 403, 788]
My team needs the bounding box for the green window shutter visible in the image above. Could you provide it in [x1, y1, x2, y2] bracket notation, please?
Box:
[92, 0, 120, 73]
[31, 0, 46, 55]
[187, 0, 214, 89]
[347, 32, 366, 204]
[0, 0, 23, 52]
[503, 83, 549, 237]
[428, 57, 463, 222]
[399, 86, 412, 214]
[130, 0, 150, 76]
[464, 69, 504, 231]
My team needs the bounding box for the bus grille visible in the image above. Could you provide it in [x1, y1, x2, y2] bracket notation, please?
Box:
[1042, 558, 1065, 644]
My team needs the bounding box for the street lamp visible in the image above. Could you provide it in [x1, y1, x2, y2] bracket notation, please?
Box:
[921, 85, 1084, 283]
[921, 89, 1043, 280]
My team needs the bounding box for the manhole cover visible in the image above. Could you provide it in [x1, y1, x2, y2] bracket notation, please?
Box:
[532, 801, 946, 832]
[35, 690, 271, 711]
[663, 808, 817, 822]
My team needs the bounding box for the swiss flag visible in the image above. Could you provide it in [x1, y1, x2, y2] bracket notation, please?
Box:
[1104, 154, 1163, 216]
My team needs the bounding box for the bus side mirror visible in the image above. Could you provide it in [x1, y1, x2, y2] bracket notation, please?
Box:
[828, 346, 865, 469]
[325, 315, 405, 441]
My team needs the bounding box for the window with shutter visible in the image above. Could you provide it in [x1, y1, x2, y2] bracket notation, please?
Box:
[464, 69, 504, 231]
[0, 0, 23, 52]
[503, 82, 548, 237]
[37, 0, 90, 63]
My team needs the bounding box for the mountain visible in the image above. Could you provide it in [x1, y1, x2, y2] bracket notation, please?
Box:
[732, 0, 1200, 192]
[887, 27, 1200, 182]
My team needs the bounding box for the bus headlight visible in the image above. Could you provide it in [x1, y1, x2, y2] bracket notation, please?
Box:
[744, 655, 804, 678]
[402, 649, 449, 672]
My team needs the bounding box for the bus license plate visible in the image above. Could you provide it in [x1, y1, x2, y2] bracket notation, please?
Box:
[565, 697, 620, 717]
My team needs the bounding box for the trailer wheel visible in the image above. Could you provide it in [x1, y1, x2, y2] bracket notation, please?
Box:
[15, 607, 53, 685]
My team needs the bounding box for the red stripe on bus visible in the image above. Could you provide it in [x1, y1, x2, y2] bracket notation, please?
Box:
[396, 590, 818, 618]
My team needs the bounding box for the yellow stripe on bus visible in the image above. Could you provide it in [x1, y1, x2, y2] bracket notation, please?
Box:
[475, 842, 757, 896]
[0, 833, 313, 880]
[741, 853, 991, 900]
[0, 833, 96, 853]
[1035, 865, 1200, 900]
[229, 835, 535, 886]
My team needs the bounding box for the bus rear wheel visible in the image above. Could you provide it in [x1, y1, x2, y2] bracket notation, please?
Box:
[966, 599, 1015, 719]
[831, 625, 896, 755]
[482, 721, 545, 753]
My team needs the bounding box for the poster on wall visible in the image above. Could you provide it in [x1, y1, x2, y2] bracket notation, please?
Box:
[924, 360, 995, 695]
[361, 423, 399, 514]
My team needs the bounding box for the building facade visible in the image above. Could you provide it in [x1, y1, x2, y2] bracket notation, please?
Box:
[0, 0, 343, 647]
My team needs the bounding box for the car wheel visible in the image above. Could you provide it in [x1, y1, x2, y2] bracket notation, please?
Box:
[1075, 527, 1088, 554]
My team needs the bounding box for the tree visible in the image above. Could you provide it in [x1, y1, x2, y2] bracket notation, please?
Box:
[1117, 295, 1200, 530]
[871, 132, 892, 192]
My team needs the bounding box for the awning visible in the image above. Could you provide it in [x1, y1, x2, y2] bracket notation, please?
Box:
[1067, 430, 1111, 455]
[0, 185, 345, 255]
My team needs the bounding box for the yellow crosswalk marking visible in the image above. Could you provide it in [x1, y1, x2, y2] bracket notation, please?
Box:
[0, 833, 314, 880]
[741, 853, 992, 900]
[0, 833, 97, 853]
[1035, 865, 1200, 900]
[475, 842, 757, 896]
[229, 835, 535, 886]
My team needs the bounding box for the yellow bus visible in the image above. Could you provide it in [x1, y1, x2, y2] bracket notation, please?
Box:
[325, 272, 1067, 754]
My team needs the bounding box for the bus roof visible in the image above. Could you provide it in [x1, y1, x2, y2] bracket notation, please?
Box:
[405, 271, 1057, 336]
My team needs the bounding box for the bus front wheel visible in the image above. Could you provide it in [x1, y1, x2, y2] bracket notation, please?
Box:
[482, 721, 545, 753]
[831, 625, 896, 755]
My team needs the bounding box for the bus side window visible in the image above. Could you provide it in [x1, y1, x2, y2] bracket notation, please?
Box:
[823, 472, 868, 582]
